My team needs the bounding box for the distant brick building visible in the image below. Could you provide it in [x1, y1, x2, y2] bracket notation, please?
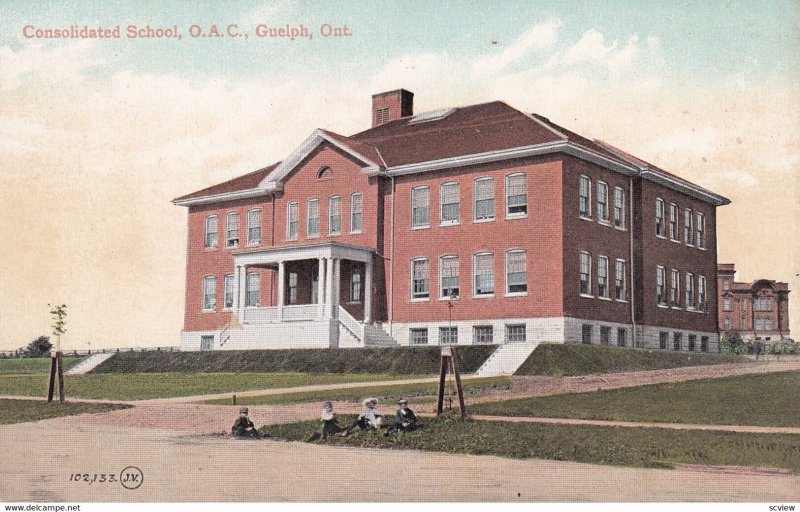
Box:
[173, 89, 730, 352]
[717, 263, 791, 343]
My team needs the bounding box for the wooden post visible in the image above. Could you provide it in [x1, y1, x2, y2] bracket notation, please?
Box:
[56, 352, 65, 404]
[450, 347, 467, 418]
[47, 355, 57, 403]
[436, 346, 466, 418]
[436, 351, 448, 415]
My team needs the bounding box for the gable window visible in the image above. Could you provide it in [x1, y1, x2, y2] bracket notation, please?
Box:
[204, 215, 218, 248]
[723, 297, 732, 311]
[579, 176, 591, 218]
[506, 173, 527, 217]
[615, 259, 626, 301]
[223, 274, 235, 309]
[580, 252, 592, 296]
[656, 266, 666, 305]
[202, 276, 216, 311]
[506, 324, 526, 343]
[505, 250, 527, 295]
[669, 203, 678, 240]
[440, 256, 460, 299]
[596, 182, 609, 223]
[350, 272, 361, 302]
[247, 209, 262, 245]
[698, 276, 707, 310]
[655, 199, 665, 237]
[597, 255, 609, 298]
[439, 326, 458, 345]
[613, 187, 625, 229]
[411, 186, 430, 228]
[410, 328, 428, 345]
[246, 272, 260, 307]
[684, 209, 694, 245]
[226, 212, 240, 248]
[316, 166, 333, 180]
[307, 199, 320, 237]
[440, 182, 460, 225]
[286, 202, 299, 240]
[473, 326, 494, 344]
[696, 213, 705, 249]
[473, 252, 494, 296]
[670, 269, 680, 307]
[350, 193, 363, 233]
[685, 272, 695, 309]
[411, 258, 429, 300]
[328, 196, 342, 235]
[474, 177, 495, 221]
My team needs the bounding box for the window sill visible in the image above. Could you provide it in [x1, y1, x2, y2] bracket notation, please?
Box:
[473, 294, 495, 299]
[615, 299, 628, 303]
[438, 296, 460, 301]
[685, 243, 695, 248]
[439, 221, 461, 227]
[225, 244, 240, 250]
[598, 220, 611, 227]
[473, 218, 495, 224]
[350, 230, 363, 235]
[579, 215, 593, 222]
[504, 292, 528, 298]
[410, 297, 430, 303]
[410, 225, 431, 231]
[657, 304, 669, 309]
[697, 246, 707, 251]
[670, 238, 681, 244]
[613, 226, 627, 232]
[307, 234, 320, 239]
[598, 296, 612, 301]
[579, 294, 595, 299]
[655, 234, 666, 240]
[505, 213, 528, 220]
[247, 242, 261, 247]
[201, 309, 216, 314]
[327, 233, 342, 237]
[204, 247, 218, 252]
[671, 306, 683, 310]
[286, 237, 298, 242]
[346, 301, 362, 305]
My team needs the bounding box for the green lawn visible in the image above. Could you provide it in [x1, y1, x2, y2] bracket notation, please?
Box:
[471, 371, 800, 427]
[265, 415, 800, 473]
[0, 398, 130, 424]
[204, 376, 511, 405]
[0, 372, 427, 401]
[0, 357, 83, 375]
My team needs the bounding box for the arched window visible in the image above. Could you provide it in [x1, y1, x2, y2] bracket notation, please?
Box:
[317, 166, 333, 179]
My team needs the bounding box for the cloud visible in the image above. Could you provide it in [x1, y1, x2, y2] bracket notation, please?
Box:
[0, 41, 102, 91]
[472, 19, 562, 74]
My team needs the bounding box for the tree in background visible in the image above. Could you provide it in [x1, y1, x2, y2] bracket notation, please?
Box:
[20, 336, 52, 358]
[720, 331, 746, 355]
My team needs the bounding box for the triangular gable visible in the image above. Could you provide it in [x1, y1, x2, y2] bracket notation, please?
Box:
[260, 129, 383, 190]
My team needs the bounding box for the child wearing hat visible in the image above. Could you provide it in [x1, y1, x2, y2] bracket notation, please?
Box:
[307, 400, 343, 441]
[231, 406, 261, 438]
[384, 398, 417, 436]
[344, 398, 382, 435]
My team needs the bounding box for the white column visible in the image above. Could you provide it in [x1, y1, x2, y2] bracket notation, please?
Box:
[325, 257, 335, 319]
[317, 257, 326, 320]
[237, 265, 247, 319]
[277, 261, 286, 320]
[332, 258, 341, 318]
[364, 258, 373, 324]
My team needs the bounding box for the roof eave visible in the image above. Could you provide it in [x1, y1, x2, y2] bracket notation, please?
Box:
[172, 187, 274, 207]
[640, 170, 731, 207]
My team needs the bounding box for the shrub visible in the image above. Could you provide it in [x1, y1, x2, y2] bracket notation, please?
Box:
[720, 332, 746, 355]
[19, 336, 52, 358]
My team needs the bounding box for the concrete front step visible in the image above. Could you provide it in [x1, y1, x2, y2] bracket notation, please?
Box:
[65, 352, 116, 375]
[474, 342, 538, 377]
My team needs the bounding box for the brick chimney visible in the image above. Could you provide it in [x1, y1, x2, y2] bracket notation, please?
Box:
[372, 89, 414, 127]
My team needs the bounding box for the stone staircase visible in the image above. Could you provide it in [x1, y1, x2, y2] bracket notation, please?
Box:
[363, 323, 397, 346]
[65, 352, 116, 375]
[474, 342, 538, 377]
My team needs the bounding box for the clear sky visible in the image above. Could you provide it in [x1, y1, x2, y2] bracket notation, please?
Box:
[1, 1, 798, 349]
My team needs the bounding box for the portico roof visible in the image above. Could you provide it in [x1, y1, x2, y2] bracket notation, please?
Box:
[232, 241, 375, 266]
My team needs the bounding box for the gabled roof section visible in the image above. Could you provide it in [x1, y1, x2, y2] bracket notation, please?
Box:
[172, 162, 280, 206]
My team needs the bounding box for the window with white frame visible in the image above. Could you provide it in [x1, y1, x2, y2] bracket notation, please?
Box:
[670, 269, 680, 306]
[696, 213, 705, 249]
[328, 196, 341, 235]
[684, 209, 694, 245]
[613, 187, 625, 228]
[409, 328, 428, 345]
[440, 182, 460, 225]
[247, 209, 261, 245]
[659, 331, 668, 349]
[307, 199, 320, 237]
[754, 297, 773, 311]
[223, 274, 234, 309]
[579, 176, 591, 218]
[685, 272, 695, 309]
[473, 325, 493, 344]
[597, 256, 609, 298]
[506, 250, 527, 294]
[317, 166, 333, 179]
[581, 324, 592, 344]
[673, 332, 682, 351]
[203, 276, 216, 310]
[350, 193, 363, 233]
[723, 317, 731, 330]
[411, 186, 430, 228]
[288, 272, 298, 305]
[411, 258, 429, 300]
[656, 266, 666, 305]
[246, 272, 260, 307]
[439, 256, 460, 299]
[286, 202, 299, 240]
[204, 215, 218, 248]
[506, 324, 526, 343]
[754, 317, 773, 331]
[655, 199, 665, 237]
[580, 252, 592, 296]
[474, 177, 495, 221]
[597, 182, 609, 222]
[698, 276, 707, 310]
[439, 326, 458, 345]
[669, 203, 678, 240]
[473, 252, 494, 296]
[350, 271, 361, 302]
[723, 297, 732, 311]
[600, 326, 611, 345]
[506, 173, 527, 217]
[723, 279, 730, 291]
[615, 259, 626, 301]
[226, 212, 240, 247]
[688, 335, 697, 352]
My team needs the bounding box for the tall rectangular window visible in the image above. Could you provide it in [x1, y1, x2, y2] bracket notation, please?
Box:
[723, 317, 731, 330]
[307, 199, 320, 237]
[474, 177, 495, 221]
[597, 182, 609, 222]
[684, 209, 694, 245]
[411, 187, 430, 228]
[580, 252, 592, 296]
[613, 187, 625, 228]
[439, 326, 458, 345]
[617, 328, 626, 347]
[473, 326, 494, 344]
[655, 199, 665, 237]
[670, 269, 680, 306]
[204, 215, 218, 248]
[696, 213, 705, 248]
[247, 209, 261, 245]
[440, 182, 460, 225]
[506, 173, 527, 217]
[600, 326, 611, 345]
[659, 332, 668, 350]
[226, 212, 240, 247]
[754, 297, 773, 311]
[410, 328, 428, 345]
[581, 324, 592, 344]
[685, 272, 695, 309]
[656, 266, 666, 305]
[286, 202, 298, 240]
[673, 332, 682, 351]
[698, 276, 707, 310]
[688, 335, 697, 352]
[223, 274, 234, 309]
[288, 272, 298, 305]
[203, 276, 216, 310]
[615, 259, 626, 301]
[411, 258, 429, 299]
[350, 272, 361, 302]
[669, 203, 678, 240]
[579, 176, 591, 218]
[328, 196, 341, 235]
[723, 279, 730, 291]
[246, 272, 260, 307]
[506, 250, 527, 294]
[701, 336, 709, 352]
[350, 193, 363, 233]
[723, 297, 731, 311]
[597, 256, 609, 298]
[473, 252, 494, 296]
[440, 256, 460, 299]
